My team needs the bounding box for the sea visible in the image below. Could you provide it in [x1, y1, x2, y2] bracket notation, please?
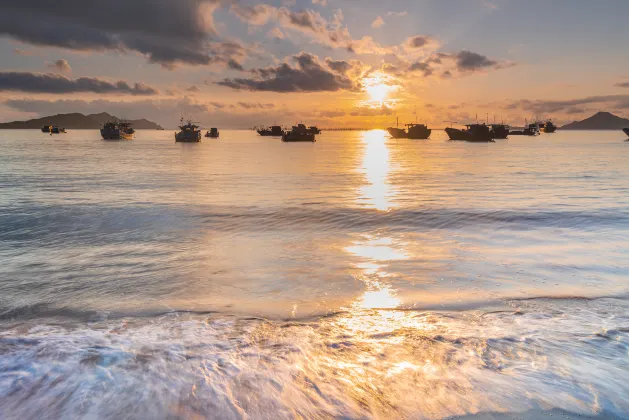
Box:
[1, 129, 628, 419]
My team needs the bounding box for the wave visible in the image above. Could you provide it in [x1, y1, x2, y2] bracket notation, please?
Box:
[2, 204, 628, 243]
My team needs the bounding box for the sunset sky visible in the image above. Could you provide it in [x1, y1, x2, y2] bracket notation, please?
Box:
[1, 0, 629, 128]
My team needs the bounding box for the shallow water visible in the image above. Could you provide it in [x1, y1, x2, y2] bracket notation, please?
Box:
[1, 129, 628, 419]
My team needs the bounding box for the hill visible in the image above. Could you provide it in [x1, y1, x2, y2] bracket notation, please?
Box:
[0, 112, 163, 130]
[560, 111, 629, 130]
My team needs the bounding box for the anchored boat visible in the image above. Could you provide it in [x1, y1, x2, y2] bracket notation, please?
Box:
[175, 119, 202, 142]
[101, 121, 135, 140]
[544, 120, 557, 133]
[510, 123, 540, 136]
[257, 125, 283, 136]
[41, 125, 52, 133]
[205, 128, 219, 138]
[307, 126, 321, 135]
[490, 124, 510, 139]
[50, 126, 66, 134]
[446, 124, 495, 142]
[282, 124, 316, 142]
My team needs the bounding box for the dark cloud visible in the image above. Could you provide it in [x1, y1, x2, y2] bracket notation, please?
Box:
[504, 95, 629, 114]
[325, 59, 352, 74]
[615, 82, 629, 88]
[186, 85, 201, 93]
[237, 102, 275, 109]
[48, 59, 71, 73]
[227, 59, 245, 71]
[0, 72, 158, 95]
[0, 0, 238, 67]
[454, 50, 499, 71]
[406, 36, 434, 49]
[408, 61, 433, 77]
[217, 52, 359, 93]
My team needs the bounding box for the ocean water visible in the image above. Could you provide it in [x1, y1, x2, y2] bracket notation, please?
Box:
[1, 129, 628, 419]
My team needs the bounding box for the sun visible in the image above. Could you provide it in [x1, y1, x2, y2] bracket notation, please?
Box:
[366, 83, 390, 104]
[362, 73, 398, 106]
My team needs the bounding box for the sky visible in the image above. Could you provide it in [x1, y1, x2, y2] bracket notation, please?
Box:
[1, 0, 629, 128]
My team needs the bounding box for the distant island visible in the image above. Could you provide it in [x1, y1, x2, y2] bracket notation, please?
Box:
[560, 111, 629, 130]
[0, 112, 163, 130]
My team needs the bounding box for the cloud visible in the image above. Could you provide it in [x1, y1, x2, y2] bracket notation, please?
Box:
[615, 82, 629, 88]
[371, 16, 385, 29]
[186, 85, 201, 93]
[406, 36, 436, 49]
[48, 59, 71, 73]
[237, 102, 275, 109]
[13, 48, 33, 56]
[0, 72, 158, 95]
[217, 52, 362, 93]
[504, 95, 629, 115]
[267, 27, 285, 39]
[387, 11, 408, 17]
[0, 0, 241, 67]
[405, 50, 512, 78]
[312, 0, 327, 6]
[349, 104, 393, 117]
[454, 50, 499, 71]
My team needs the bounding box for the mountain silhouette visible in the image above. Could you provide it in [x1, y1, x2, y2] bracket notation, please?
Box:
[560, 111, 629, 130]
[0, 112, 162, 130]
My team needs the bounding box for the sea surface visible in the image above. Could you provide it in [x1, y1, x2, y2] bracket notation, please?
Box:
[1, 129, 629, 419]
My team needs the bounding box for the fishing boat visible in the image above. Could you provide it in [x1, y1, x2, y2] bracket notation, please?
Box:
[490, 124, 510, 139]
[101, 121, 135, 140]
[282, 124, 316, 142]
[41, 125, 52, 133]
[50, 126, 66, 134]
[623, 128, 629, 137]
[175, 119, 202, 142]
[544, 120, 557, 133]
[307, 126, 321, 135]
[446, 124, 495, 142]
[257, 125, 283, 136]
[406, 123, 431, 139]
[510, 123, 540, 136]
[205, 128, 219, 138]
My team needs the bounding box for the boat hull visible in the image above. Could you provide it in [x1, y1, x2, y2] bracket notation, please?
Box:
[623, 128, 629, 137]
[407, 129, 431, 140]
[175, 132, 202, 142]
[445, 127, 494, 143]
[257, 130, 282, 137]
[101, 130, 134, 140]
[387, 128, 407, 139]
[544, 126, 557, 133]
[282, 133, 316, 142]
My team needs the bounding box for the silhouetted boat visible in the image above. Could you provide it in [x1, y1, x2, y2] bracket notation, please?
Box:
[446, 124, 495, 142]
[205, 128, 219, 138]
[490, 124, 510, 139]
[257, 125, 283, 136]
[41, 125, 52, 133]
[282, 124, 316, 142]
[50, 126, 66, 134]
[544, 120, 557, 133]
[101, 121, 134, 140]
[510, 123, 540, 136]
[307, 126, 321, 135]
[407, 123, 431, 139]
[623, 128, 629, 137]
[175, 119, 201, 142]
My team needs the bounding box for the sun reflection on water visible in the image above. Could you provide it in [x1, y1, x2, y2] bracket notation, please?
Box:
[358, 130, 398, 212]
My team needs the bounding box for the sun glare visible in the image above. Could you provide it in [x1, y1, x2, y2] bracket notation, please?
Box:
[363, 73, 397, 105]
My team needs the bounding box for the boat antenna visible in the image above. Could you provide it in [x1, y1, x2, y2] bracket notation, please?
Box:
[476, 113, 478, 123]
